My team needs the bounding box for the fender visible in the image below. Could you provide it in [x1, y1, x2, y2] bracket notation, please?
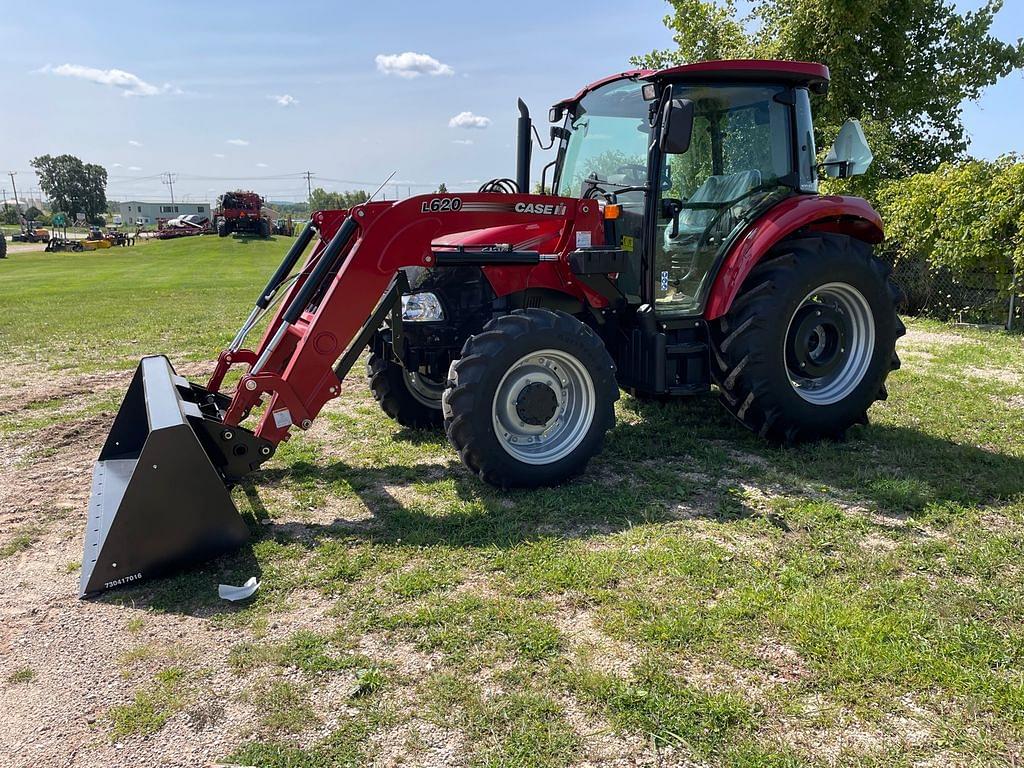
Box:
[703, 195, 884, 321]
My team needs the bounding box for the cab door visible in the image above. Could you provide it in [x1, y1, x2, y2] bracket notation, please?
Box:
[650, 83, 798, 316]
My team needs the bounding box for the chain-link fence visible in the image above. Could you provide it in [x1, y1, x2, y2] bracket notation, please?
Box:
[884, 253, 1022, 330]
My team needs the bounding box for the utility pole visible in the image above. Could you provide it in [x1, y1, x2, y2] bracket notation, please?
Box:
[303, 171, 313, 207]
[1, 187, 7, 212]
[161, 172, 177, 205]
[8, 172, 20, 213]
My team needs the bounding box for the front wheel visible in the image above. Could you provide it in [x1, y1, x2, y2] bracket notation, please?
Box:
[367, 349, 444, 428]
[443, 309, 618, 488]
[711, 234, 905, 442]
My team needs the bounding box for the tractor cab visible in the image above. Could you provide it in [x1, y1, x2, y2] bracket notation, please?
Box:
[549, 61, 868, 317]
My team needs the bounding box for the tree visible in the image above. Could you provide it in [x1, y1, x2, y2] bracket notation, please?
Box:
[634, 0, 1024, 186]
[30, 154, 108, 222]
[436, 183, 449, 194]
[24, 205, 42, 221]
[308, 187, 370, 211]
[877, 155, 1024, 283]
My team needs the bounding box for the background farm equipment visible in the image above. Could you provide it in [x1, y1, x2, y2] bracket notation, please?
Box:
[215, 190, 270, 238]
[12, 221, 50, 243]
[80, 60, 904, 597]
[273, 217, 295, 237]
[155, 214, 210, 240]
[45, 237, 84, 252]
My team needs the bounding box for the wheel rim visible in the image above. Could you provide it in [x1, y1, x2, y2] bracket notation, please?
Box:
[403, 369, 444, 409]
[785, 282, 875, 405]
[491, 349, 596, 465]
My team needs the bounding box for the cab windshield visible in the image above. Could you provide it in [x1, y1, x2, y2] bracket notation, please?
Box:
[555, 80, 650, 199]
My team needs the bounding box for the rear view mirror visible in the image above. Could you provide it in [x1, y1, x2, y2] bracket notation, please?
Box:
[823, 119, 873, 178]
[659, 98, 695, 155]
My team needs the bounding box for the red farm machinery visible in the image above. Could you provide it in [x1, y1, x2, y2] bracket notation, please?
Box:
[215, 190, 270, 238]
[80, 60, 904, 597]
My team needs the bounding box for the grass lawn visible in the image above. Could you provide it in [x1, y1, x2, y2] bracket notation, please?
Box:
[0, 236, 1022, 767]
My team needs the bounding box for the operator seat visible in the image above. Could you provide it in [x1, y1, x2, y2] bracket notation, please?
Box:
[673, 170, 762, 237]
[660, 170, 762, 301]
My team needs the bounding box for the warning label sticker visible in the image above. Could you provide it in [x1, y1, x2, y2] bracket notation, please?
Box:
[575, 231, 592, 249]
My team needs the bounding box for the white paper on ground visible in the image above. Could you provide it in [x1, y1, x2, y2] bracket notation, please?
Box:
[218, 577, 260, 601]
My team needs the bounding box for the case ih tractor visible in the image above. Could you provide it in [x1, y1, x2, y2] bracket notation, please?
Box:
[215, 190, 270, 238]
[80, 60, 903, 596]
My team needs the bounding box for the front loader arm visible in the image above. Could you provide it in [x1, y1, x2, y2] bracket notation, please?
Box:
[218, 194, 603, 444]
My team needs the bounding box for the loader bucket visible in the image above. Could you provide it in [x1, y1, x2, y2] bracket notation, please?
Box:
[79, 356, 255, 598]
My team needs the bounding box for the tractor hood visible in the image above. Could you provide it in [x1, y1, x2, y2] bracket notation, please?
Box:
[432, 220, 564, 254]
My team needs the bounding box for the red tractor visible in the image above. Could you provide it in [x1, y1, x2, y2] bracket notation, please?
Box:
[215, 190, 270, 238]
[80, 60, 904, 596]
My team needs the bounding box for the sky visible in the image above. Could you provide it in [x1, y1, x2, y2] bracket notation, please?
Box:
[1, 0, 1021, 205]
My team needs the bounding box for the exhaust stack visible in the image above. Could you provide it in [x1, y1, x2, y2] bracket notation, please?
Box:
[516, 98, 532, 194]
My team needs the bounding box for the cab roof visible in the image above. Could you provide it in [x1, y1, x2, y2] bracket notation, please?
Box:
[554, 60, 830, 109]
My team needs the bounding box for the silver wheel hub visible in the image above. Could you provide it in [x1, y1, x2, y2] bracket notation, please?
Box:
[785, 282, 875, 405]
[404, 369, 444, 409]
[492, 349, 596, 465]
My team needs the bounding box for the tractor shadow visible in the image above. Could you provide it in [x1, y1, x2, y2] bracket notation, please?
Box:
[252, 394, 1024, 549]
[116, 394, 1024, 616]
[229, 234, 282, 246]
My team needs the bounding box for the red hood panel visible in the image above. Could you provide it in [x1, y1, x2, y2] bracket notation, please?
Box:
[432, 221, 564, 252]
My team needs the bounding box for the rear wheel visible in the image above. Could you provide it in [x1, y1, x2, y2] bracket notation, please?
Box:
[259, 219, 270, 239]
[710, 234, 904, 442]
[367, 349, 444, 428]
[0, 234, 6, 259]
[443, 309, 618, 488]
[217, 220, 228, 237]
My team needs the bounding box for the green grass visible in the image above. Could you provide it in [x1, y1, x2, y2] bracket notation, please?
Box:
[2, 239, 1023, 764]
[0, 235, 285, 372]
[7, 667, 35, 684]
[108, 667, 190, 738]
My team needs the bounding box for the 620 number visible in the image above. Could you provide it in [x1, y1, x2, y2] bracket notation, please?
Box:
[421, 197, 463, 213]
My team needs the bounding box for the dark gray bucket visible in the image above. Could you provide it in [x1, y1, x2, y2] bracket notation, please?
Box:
[79, 356, 250, 598]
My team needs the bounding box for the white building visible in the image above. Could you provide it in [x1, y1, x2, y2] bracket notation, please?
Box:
[118, 201, 210, 226]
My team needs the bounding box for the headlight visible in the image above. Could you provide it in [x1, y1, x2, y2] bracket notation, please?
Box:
[401, 292, 445, 322]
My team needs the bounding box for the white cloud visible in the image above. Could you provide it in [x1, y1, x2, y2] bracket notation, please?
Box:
[256, 162, 269, 168]
[111, 163, 122, 168]
[226, 138, 250, 146]
[452, 139, 474, 145]
[128, 166, 142, 171]
[271, 94, 297, 107]
[40, 63, 177, 97]
[213, 153, 226, 159]
[128, 139, 142, 147]
[375, 52, 453, 79]
[449, 111, 491, 130]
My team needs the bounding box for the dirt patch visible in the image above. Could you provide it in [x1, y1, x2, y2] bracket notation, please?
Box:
[551, 604, 638, 678]
[768, 692, 935, 765]
[901, 327, 964, 349]
[368, 720, 468, 768]
[965, 366, 1023, 387]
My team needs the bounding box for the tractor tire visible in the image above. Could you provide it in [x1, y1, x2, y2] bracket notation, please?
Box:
[710, 233, 905, 443]
[217, 220, 228, 238]
[443, 309, 618, 488]
[259, 219, 270, 239]
[0, 234, 6, 259]
[367, 349, 444, 429]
